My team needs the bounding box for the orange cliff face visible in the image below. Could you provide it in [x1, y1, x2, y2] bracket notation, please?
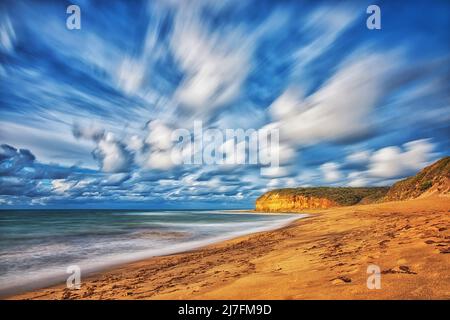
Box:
[255, 192, 338, 212]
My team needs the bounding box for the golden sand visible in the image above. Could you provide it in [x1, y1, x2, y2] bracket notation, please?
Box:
[8, 197, 450, 300]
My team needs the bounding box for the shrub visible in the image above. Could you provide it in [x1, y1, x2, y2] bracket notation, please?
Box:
[420, 180, 433, 191]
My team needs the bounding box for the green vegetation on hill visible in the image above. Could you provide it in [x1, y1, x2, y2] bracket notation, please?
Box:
[384, 156, 450, 201]
[259, 187, 390, 206]
[255, 157, 449, 212]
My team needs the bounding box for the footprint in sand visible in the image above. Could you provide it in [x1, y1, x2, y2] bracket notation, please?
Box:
[379, 239, 390, 248]
[382, 265, 417, 275]
[439, 247, 450, 254]
[399, 265, 416, 274]
[331, 276, 352, 284]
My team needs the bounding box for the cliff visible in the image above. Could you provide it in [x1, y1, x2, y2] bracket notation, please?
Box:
[255, 187, 389, 212]
[384, 156, 450, 201]
[255, 157, 449, 212]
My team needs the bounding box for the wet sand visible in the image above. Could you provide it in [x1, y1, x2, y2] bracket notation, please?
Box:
[7, 196, 450, 300]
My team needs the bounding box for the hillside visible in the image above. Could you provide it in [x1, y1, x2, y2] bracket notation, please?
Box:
[255, 157, 449, 212]
[384, 156, 450, 201]
[255, 187, 389, 212]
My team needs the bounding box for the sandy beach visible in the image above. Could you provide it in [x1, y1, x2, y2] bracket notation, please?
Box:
[7, 196, 450, 300]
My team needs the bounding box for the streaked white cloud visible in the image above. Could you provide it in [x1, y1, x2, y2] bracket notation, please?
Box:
[270, 53, 393, 146]
[368, 139, 435, 178]
[170, 3, 252, 114]
[72, 123, 105, 142]
[294, 6, 357, 69]
[346, 150, 372, 164]
[117, 57, 146, 94]
[0, 14, 16, 53]
[320, 162, 342, 182]
[51, 179, 75, 194]
[347, 172, 370, 187]
[345, 139, 437, 186]
[260, 166, 292, 179]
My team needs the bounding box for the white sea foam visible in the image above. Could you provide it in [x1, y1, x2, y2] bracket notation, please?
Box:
[0, 211, 306, 296]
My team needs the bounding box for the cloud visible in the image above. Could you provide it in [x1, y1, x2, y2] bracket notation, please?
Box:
[269, 87, 304, 121]
[346, 171, 370, 187]
[0, 14, 16, 53]
[345, 139, 437, 186]
[127, 135, 145, 152]
[0, 143, 76, 182]
[72, 123, 105, 142]
[260, 166, 292, 179]
[0, 144, 78, 200]
[1, 1, 449, 208]
[143, 150, 177, 171]
[94, 133, 131, 173]
[0, 176, 35, 196]
[0, 119, 99, 169]
[99, 173, 130, 186]
[116, 57, 146, 94]
[320, 162, 342, 183]
[270, 53, 392, 146]
[0, 144, 35, 176]
[265, 177, 297, 189]
[72, 123, 132, 173]
[132, 120, 182, 171]
[346, 150, 371, 165]
[72, 120, 183, 172]
[145, 120, 174, 151]
[368, 139, 435, 179]
[51, 179, 76, 194]
[294, 6, 357, 69]
[169, 1, 255, 115]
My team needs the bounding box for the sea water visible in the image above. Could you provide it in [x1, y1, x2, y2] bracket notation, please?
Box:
[0, 209, 305, 295]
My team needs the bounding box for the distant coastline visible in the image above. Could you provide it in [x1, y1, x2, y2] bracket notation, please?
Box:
[255, 157, 449, 213]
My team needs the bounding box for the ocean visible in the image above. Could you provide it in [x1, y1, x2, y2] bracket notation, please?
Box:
[0, 209, 305, 296]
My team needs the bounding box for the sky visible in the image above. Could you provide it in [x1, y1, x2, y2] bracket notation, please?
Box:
[0, 0, 449, 209]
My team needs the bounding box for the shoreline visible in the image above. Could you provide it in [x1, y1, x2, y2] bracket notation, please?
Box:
[1, 212, 307, 299]
[6, 197, 450, 300]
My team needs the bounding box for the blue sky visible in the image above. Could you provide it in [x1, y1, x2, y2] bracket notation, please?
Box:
[0, 0, 449, 209]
